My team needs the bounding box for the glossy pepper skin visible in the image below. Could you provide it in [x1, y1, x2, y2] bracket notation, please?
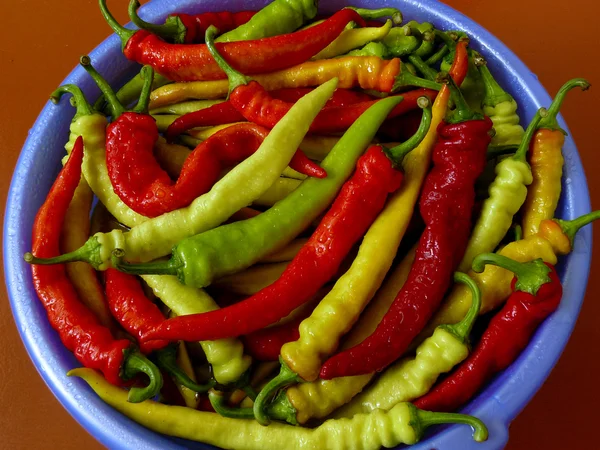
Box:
[522, 78, 591, 237]
[320, 76, 492, 379]
[132, 96, 405, 338]
[415, 255, 562, 412]
[278, 39, 470, 385]
[27, 77, 339, 269]
[312, 20, 393, 60]
[101, 0, 364, 82]
[72, 368, 488, 448]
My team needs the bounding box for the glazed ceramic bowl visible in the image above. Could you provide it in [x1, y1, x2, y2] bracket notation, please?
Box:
[4, 0, 593, 448]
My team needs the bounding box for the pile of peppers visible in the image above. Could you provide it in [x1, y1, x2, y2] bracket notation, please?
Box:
[22, 0, 595, 448]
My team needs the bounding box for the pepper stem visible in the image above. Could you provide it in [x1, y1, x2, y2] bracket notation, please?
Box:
[205, 25, 250, 96]
[80, 56, 125, 119]
[442, 272, 482, 342]
[407, 55, 438, 81]
[154, 346, 215, 393]
[110, 249, 180, 276]
[554, 210, 600, 248]
[436, 71, 483, 123]
[472, 253, 552, 296]
[98, 0, 136, 51]
[208, 389, 297, 424]
[253, 358, 301, 426]
[50, 85, 93, 119]
[349, 7, 403, 24]
[409, 404, 489, 443]
[537, 78, 591, 133]
[393, 63, 442, 92]
[384, 96, 432, 165]
[474, 53, 515, 108]
[513, 224, 523, 241]
[24, 236, 103, 269]
[132, 66, 155, 114]
[121, 350, 163, 403]
[424, 44, 449, 66]
[512, 107, 547, 162]
[434, 29, 458, 48]
[128, 0, 187, 44]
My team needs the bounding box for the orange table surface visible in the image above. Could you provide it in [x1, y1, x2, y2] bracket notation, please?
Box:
[1, 0, 598, 448]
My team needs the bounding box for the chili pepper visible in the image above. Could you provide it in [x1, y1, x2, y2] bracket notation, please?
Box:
[152, 138, 192, 179]
[260, 238, 308, 263]
[383, 27, 422, 57]
[345, 41, 390, 58]
[51, 79, 147, 228]
[415, 253, 562, 412]
[24, 137, 161, 402]
[148, 55, 442, 109]
[152, 345, 215, 393]
[403, 20, 436, 58]
[164, 102, 245, 141]
[116, 96, 405, 320]
[319, 73, 492, 380]
[25, 77, 339, 269]
[457, 107, 546, 272]
[216, 0, 318, 43]
[336, 272, 481, 417]
[273, 40, 468, 394]
[522, 78, 591, 237]
[440, 47, 486, 114]
[271, 87, 375, 106]
[150, 99, 224, 116]
[312, 20, 393, 60]
[72, 367, 488, 447]
[350, 7, 403, 24]
[214, 261, 290, 296]
[172, 341, 201, 409]
[130, 7, 255, 44]
[102, 0, 364, 82]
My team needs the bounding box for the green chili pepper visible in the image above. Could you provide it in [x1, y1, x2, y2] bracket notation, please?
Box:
[111, 95, 404, 287]
[458, 108, 546, 272]
[71, 368, 488, 448]
[142, 275, 251, 385]
[383, 27, 422, 57]
[345, 41, 390, 58]
[349, 7, 403, 24]
[334, 272, 481, 417]
[475, 54, 526, 146]
[30, 78, 339, 270]
[216, 0, 318, 43]
[403, 20, 435, 57]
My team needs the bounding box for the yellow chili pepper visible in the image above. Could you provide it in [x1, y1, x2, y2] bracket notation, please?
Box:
[153, 137, 191, 179]
[522, 78, 591, 237]
[280, 80, 451, 383]
[312, 20, 393, 60]
[254, 177, 302, 207]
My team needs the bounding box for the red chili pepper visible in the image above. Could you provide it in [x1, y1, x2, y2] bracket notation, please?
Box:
[82, 59, 324, 219]
[100, 1, 366, 82]
[242, 314, 305, 362]
[319, 73, 493, 380]
[104, 269, 169, 354]
[141, 100, 433, 344]
[414, 254, 563, 412]
[23, 137, 161, 402]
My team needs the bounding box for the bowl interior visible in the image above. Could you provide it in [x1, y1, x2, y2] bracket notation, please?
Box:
[3, 0, 592, 449]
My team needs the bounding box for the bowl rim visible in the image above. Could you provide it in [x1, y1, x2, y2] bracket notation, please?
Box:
[3, 0, 593, 449]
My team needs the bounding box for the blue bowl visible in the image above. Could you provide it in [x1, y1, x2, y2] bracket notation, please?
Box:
[4, 0, 593, 448]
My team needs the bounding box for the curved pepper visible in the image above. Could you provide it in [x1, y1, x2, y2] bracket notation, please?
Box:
[101, 0, 364, 82]
[71, 368, 488, 448]
[311, 20, 393, 60]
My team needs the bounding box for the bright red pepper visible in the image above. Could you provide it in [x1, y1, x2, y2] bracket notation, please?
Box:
[23, 137, 161, 402]
[319, 74, 493, 380]
[415, 255, 563, 412]
[100, 1, 366, 82]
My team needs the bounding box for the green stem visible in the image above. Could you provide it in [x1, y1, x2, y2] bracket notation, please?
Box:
[424, 44, 449, 66]
[154, 346, 214, 393]
[554, 210, 600, 248]
[253, 359, 300, 426]
[24, 237, 103, 269]
[208, 389, 297, 424]
[80, 55, 125, 119]
[537, 78, 591, 132]
[349, 7, 403, 24]
[50, 85, 93, 119]
[99, 0, 136, 51]
[243, 385, 258, 401]
[442, 272, 482, 342]
[434, 29, 458, 48]
[205, 25, 250, 95]
[436, 71, 482, 123]
[513, 224, 523, 241]
[128, 0, 187, 44]
[471, 253, 551, 296]
[407, 55, 438, 81]
[512, 107, 547, 162]
[110, 249, 180, 276]
[132, 66, 155, 114]
[121, 350, 163, 403]
[385, 96, 432, 165]
[409, 404, 489, 442]
[486, 144, 518, 160]
[475, 53, 515, 108]
[393, 63, 442, 92]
